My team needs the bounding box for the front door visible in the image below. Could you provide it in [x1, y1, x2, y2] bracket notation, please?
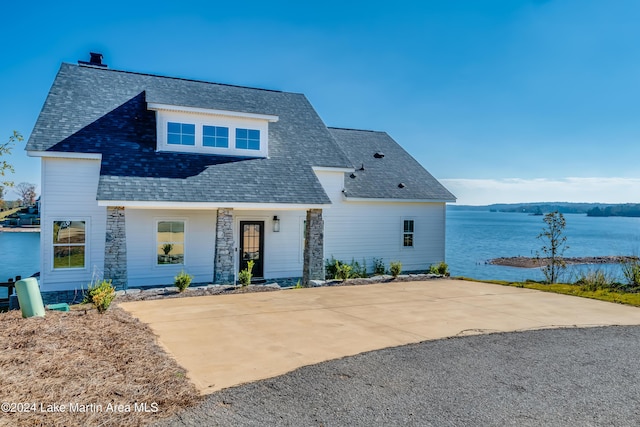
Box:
[239, 221, 264, 278]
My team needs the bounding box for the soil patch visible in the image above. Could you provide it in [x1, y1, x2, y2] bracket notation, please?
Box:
[488, 256, 639, 268]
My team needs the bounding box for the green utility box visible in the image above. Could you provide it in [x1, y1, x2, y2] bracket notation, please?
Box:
[46, 303, 70, 312]
[15, 278, 45, 318]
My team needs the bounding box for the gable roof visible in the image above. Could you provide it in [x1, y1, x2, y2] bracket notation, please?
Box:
[329, 128, 456, 202]
[27, 63, 353, 204]
[27, 62, 454, 205]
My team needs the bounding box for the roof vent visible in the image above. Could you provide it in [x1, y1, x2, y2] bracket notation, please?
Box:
[78, 52, 107, 68]
[398, 183, 406, 188]
[350, 173, 357, 179]
[374, 152, 384, 159]
[358, 163, 365, 171]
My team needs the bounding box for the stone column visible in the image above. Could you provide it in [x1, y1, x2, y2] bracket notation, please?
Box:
[302, 208, 325, 286]
[214, 208, 234, 284]
[104, 206, 128, 290]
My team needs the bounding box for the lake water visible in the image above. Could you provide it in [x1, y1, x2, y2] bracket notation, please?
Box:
[446, 209, 640, 282]
[0, 232, 40, 298]
[2, 211, 640, 292]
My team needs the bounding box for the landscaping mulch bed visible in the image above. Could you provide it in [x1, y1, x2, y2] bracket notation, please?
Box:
[0, 306, 201, 427]
[115, 284, 280, 303]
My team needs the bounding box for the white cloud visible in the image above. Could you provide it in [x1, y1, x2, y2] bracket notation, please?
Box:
[441, 177, 640, 206]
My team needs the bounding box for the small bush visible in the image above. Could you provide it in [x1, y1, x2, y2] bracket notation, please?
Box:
[174, 270, 193, 292]
[350, 258, 368, 278]
[238, 260, 254, 287]
[390, 261, 402, 278]
[83, 279, 116, 313]
[373, 258, 386, 275]
[429, 261, 450, 276]
[575, 269, 616, 292]
[325, 256, 342, 279]
[293, 279, 303, 289]
[621, 259, 640, 288]
[335, 261, 352, 281]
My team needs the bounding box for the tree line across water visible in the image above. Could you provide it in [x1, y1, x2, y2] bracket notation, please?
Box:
[450, 202, 640, 217]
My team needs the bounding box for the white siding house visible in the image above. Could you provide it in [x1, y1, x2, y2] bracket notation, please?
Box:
[26, 56, 455, 298]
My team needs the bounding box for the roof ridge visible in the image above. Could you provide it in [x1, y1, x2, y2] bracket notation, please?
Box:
[328, 126, 383, 133]
[69, 62, 285, 94]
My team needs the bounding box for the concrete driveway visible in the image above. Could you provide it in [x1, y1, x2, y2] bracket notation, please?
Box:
[119, 279, 640, 394]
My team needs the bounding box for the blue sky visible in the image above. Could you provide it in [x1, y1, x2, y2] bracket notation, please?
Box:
[2, 0, 639, 205]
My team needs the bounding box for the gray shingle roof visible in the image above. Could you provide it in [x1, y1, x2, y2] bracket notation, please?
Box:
[27, 63, 453, 204]
[27, 63, 354, 204]
[329, 128, 456, 201]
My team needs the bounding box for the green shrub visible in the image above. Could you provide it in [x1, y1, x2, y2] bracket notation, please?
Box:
[238, 260, 254, 287]
[390, 261, 402, 278]
[174, 270, 193, 292]
[293, 279, 303, 289]
[575, 269, 616, 292]
[335, 261, 352, 280]
[325, 256, 341, 279]
[83, 279, 116, 313]
[621, 259, 640, 288]
[373, 258, 386, 275]
[429, 261, 450, 276]
[350, 258, 368, 278]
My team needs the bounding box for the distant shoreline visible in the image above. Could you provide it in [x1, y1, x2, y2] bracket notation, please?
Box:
[489, 256, 639, 268]
[0, 227, 40, 233]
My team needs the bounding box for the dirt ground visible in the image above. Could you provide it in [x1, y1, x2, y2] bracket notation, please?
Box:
[0, 305, 201, 427]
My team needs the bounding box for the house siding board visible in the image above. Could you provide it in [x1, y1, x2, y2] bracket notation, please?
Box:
[127, 209, 307, 286]
[39, 158, 106, 292]
[233, 210, 306, 280]
[315, 170, 446, 272]
[125, 209, 216, 287]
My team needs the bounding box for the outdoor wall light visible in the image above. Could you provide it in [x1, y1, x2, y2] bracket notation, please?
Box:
[273, 215, 280, 232]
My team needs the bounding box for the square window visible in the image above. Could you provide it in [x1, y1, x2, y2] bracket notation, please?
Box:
[167, 122, 196, 146]
[236, 128, 260, 151]
[203, 125, 229, 148]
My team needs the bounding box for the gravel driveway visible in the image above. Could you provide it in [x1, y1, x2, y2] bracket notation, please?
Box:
[155, 325, 640, 426]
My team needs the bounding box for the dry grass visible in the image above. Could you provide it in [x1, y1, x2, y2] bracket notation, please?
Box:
[0, 305, 201, 427]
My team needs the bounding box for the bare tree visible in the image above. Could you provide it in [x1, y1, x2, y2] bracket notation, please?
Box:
[537, 211, 569, 284]
[14, 182, 37, 207]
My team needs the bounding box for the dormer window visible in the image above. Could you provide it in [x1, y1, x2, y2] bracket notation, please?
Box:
[235, 129, 260, 150]
[203, 125, 229, 148]
[167, 122, 196, 146]
[149, 103, 278, 158]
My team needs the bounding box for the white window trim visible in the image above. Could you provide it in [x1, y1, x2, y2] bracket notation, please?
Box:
[401, 217, 415, 249]
[51, 218, 89, 272]
[155, 110, 269, 158]
[155, 218, 188, 267]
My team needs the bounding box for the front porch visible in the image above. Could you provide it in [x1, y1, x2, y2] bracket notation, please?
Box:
[103, 205, 326, 289]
